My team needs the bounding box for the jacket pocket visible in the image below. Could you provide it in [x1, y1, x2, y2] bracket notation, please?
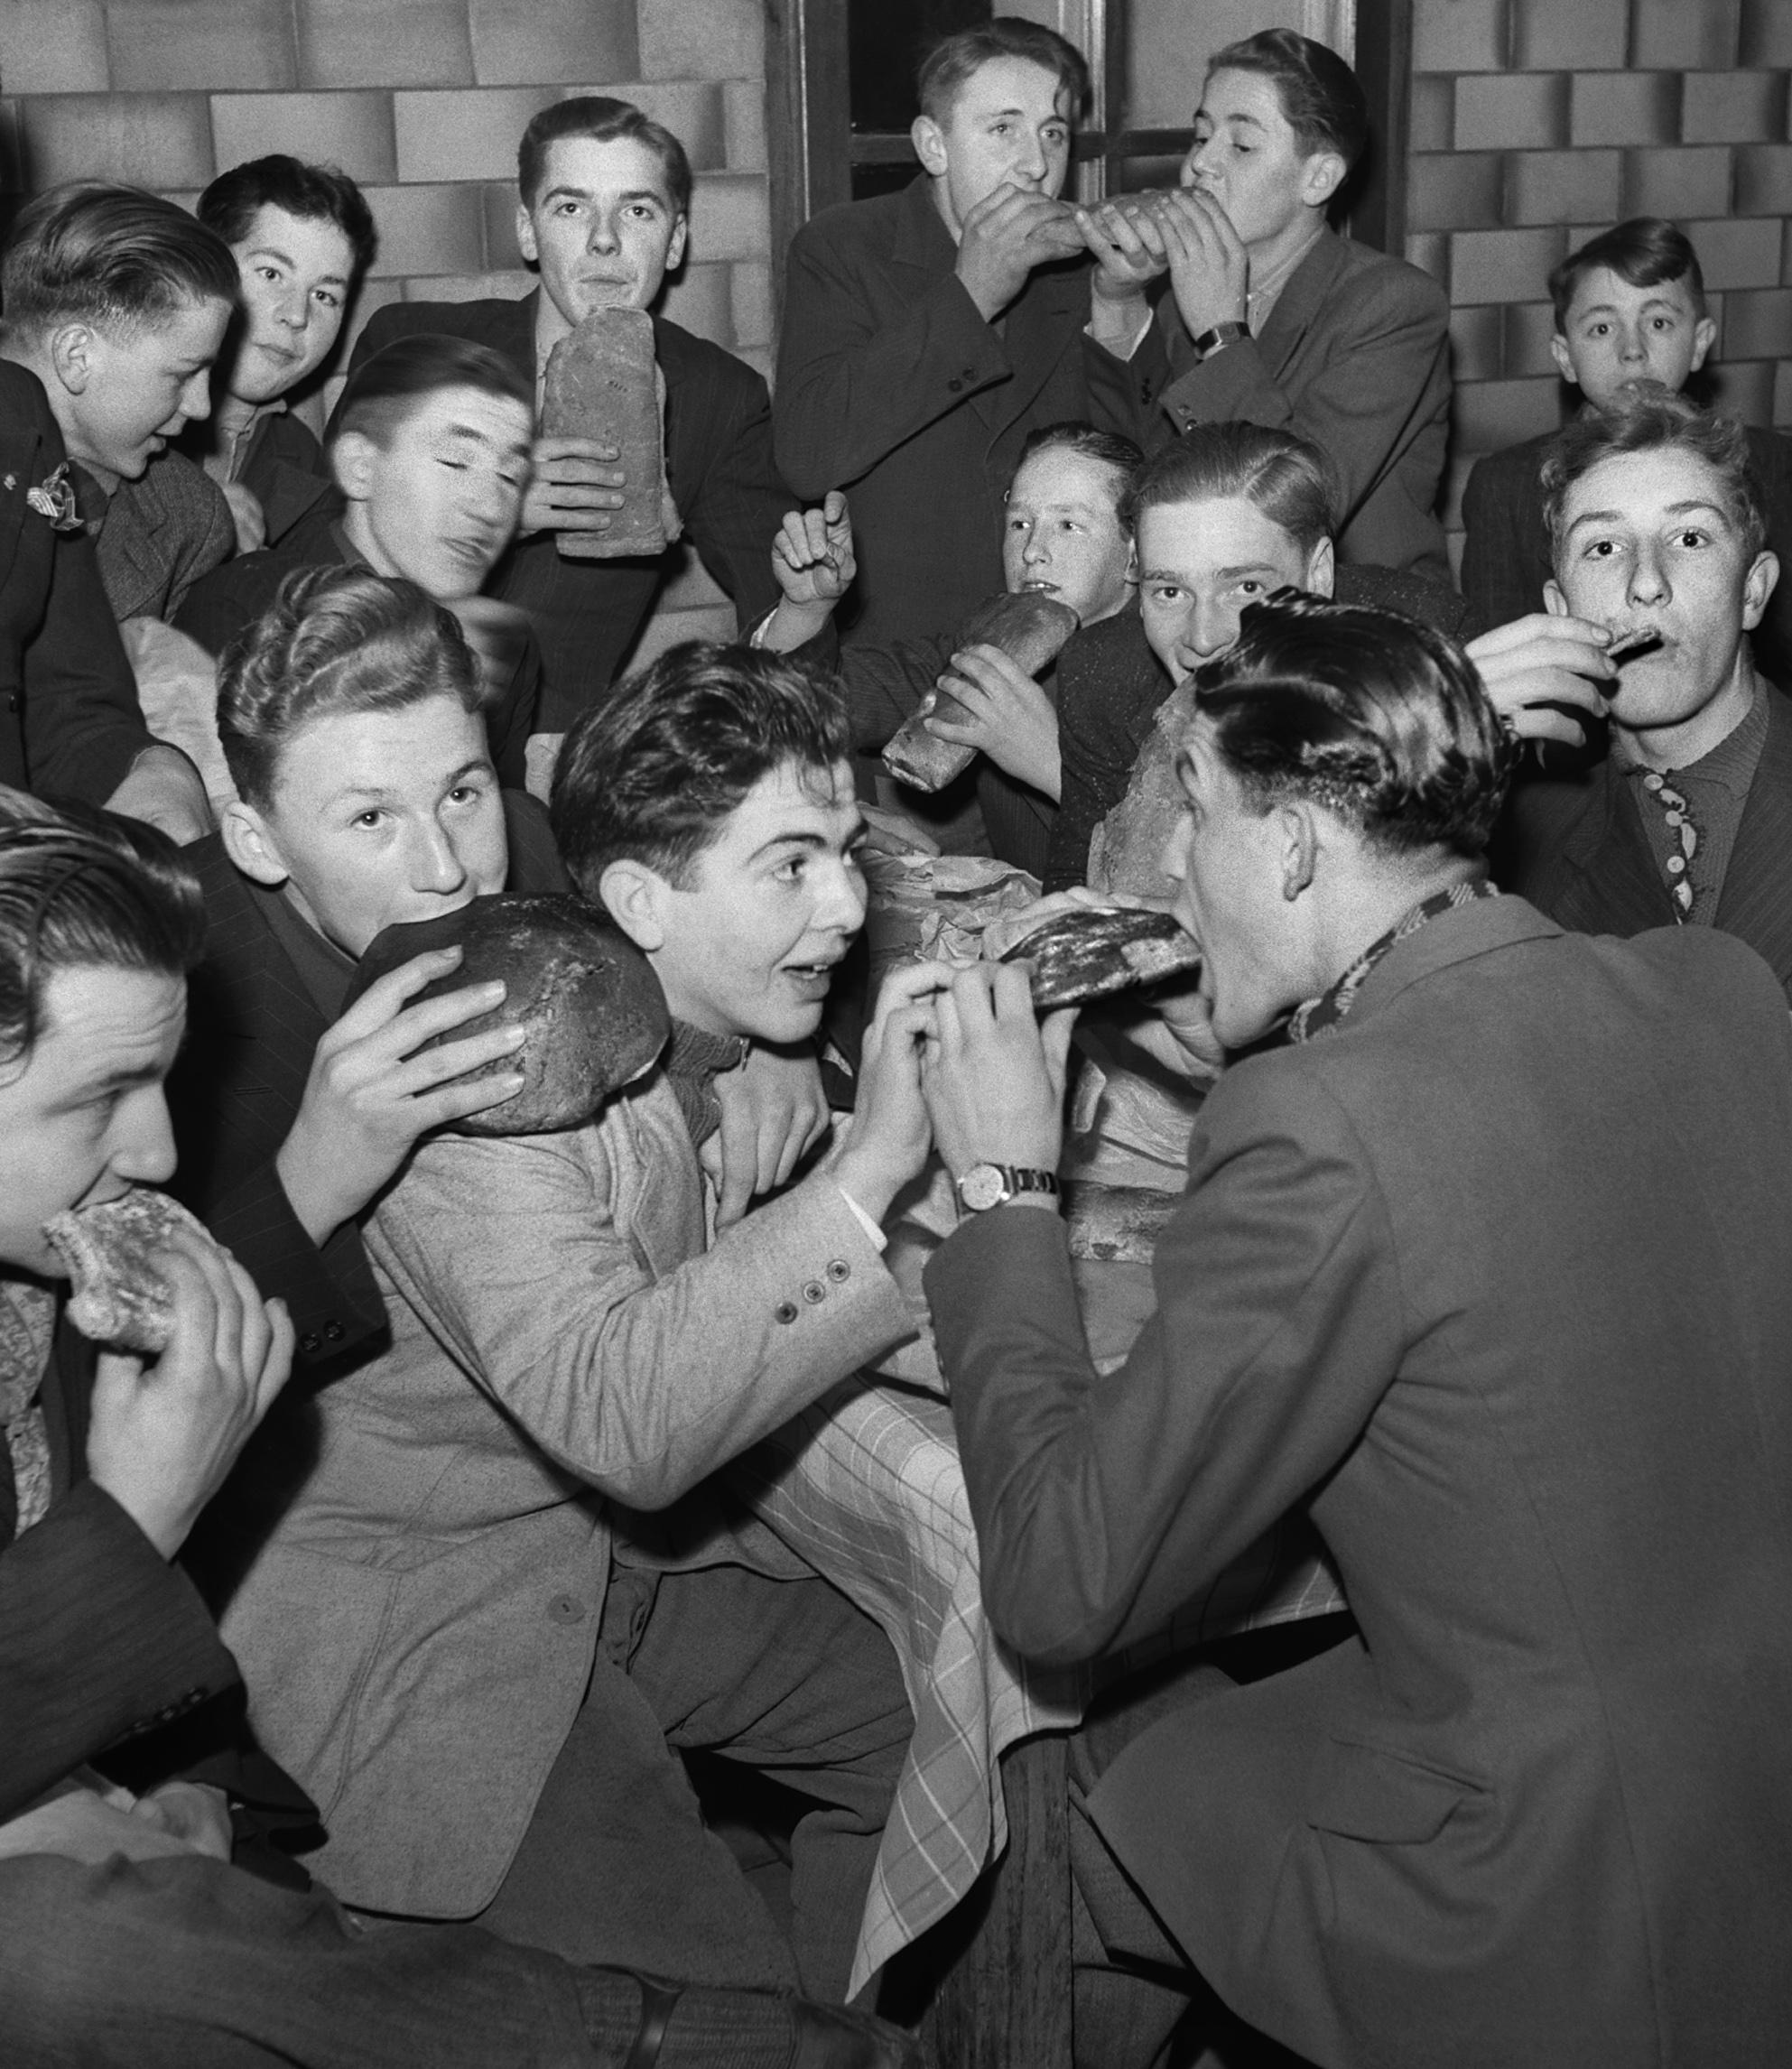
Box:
[1305, 1737, 1478, 1844]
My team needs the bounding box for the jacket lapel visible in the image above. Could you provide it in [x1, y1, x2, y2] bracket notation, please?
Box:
[1714, 688, 1792, 984]
[1542, 764, 1675, 938]
[1252, 229, 1347, 382]
[0, 417, 40, 574]
[979, 256, 1086, 446]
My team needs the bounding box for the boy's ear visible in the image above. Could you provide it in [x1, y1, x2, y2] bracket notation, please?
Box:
[220, 799, 289, 889]
[911, 115, 949, 181]
[599, 858, 669, 953]
[1689, 313, 1717, 375]
[1743, 550, 1779, 633]
[1548, 332, 1579, 389]
[1305, 535, 1336, 598]
[45, 322, 95, 397]
[1543, 578, 1571, 619]
[331, 429, 377, 504]
[664, 213, 689, 274]
[1299, 150, 1347, 211]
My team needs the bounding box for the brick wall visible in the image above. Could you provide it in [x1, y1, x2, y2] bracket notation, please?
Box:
[1407, 0, 1792, 575]
[0, 0, 772, 662]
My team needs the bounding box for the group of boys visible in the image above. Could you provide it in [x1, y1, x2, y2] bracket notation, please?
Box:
[2, 13, 1792, 2069]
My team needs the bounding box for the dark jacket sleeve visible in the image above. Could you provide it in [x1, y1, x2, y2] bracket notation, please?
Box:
[670, 342, 789, 636]
[924, 1062, 1403, 1666]
[1044, 631, 1155, 894]
[773, 207, 1014, 499]
[839, 631, 954, 755]
[23, 488, 154, 806]
[0, 1478, 240, 1819]
[1460, 445, 1551, 634]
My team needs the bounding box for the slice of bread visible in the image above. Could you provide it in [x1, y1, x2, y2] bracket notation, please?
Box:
[997, 905, 1202, 1010]
[44, 1189, 215, 1354]
[883, 591, 1080, 792]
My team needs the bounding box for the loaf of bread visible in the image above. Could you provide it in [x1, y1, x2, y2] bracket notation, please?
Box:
[44, 1188, 218, 1354]
[882, 591, 1080, 792]
[346, 895, 671, 1136]
[997, 905, 1202, 1011]
[541, 308, 672, 560]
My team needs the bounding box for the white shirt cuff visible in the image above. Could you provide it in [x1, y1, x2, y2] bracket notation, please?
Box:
[1084, 308, 1154, 362]
[837, 1186, 888, 1254]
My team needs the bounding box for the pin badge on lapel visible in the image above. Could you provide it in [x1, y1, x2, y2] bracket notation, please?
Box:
[25, 462, 83, 533]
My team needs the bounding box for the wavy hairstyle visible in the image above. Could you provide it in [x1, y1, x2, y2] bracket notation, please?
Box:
[0, 789, 205, 1073]
[552, 641, 850, 893]
[1015, 421, 1144, 524]
[1192, 593, 1514, 858]
[218, 566, 481, 811]
[199, 154, 377, 279]
[1122, 422, 1336, 555]
[325, 332, 533, 452]
[518, 95, 692, 217]
[1540, 392, 1765, 564]
[917, 17, 1090, 123]
[1548, 217, 1704, 327]
[1206, 29, 1369, 171]
[2, 181, 237, 341]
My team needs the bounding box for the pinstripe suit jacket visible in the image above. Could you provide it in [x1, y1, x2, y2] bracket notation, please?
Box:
[350, 293, 788, 730]
[1500, 683, 1792, 1001]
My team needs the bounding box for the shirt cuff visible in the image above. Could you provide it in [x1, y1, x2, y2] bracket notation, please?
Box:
[837, 1186, 888, 1254]
[1084, 308, 1155, 362]
[747, 607, 776, 650]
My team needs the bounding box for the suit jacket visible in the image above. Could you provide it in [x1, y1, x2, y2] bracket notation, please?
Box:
[1139, 229, 1452, 579]
[350, 294, 788, 730]
[1496, 682, 1792, 1000]
[1044, 571, 1476, 892]
[93, 450, 236, 623]
[168, 793, 568, 1381]
[1462, 421, 1792, 686]
[926, 898, 1792, 2067]
[174, 523, 537, 790]
[0, 1316, 238, 1820]
[238, 411, 336, 549]
[774, 175, 1161, 654]
[0, 360, 155, 803]
[217, 1063, 913, 1916]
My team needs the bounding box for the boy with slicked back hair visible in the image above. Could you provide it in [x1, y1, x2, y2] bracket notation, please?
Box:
[1462, 216, 1792, 682]
[213, 636, 939, 2007]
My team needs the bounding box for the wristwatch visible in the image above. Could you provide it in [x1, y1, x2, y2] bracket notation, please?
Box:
[1191, 319, 1249, 361]
[955, 1163, 1061, 1213]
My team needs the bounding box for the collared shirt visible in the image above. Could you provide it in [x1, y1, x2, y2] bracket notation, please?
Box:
[1618, 676, 1769, 927]
[1245, 221, 1325, 336]
[205, 397, 290, 489]
[250, 875, 358, 1024]
[1288, 877, 1501, 1042]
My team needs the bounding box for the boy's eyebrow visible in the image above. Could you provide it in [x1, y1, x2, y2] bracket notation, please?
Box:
[245, 243, 349, 286]
[748, 817, 864, 861]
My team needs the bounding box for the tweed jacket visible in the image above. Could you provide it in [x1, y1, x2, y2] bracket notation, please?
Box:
[1142, 228, 1452, 578]
[1044, 571, 1476, 892]
[1462, 420, 1792, 687]
[774, 175, 1161, 654]
[928, 898, 1792, 2067]
[1496, 676, 1792, 1001]
[218, 1071, 913, 1917]
[349, 294, 788, 729]
[93, 450, 236, 624]
[0, 359, 154, 803]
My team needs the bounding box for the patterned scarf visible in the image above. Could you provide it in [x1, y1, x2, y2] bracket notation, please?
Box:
[1287, 879, 1502, 1044]
[0, 1276, 57, 1537]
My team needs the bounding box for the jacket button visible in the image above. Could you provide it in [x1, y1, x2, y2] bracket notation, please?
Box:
[774, 1299, 799, 1324]
[802, 1280, 826, 1305]
[947, 377, 962, 393]
[825, 1257, 850, 1283]
[546, 1593, 587, 1624]
[322, 1321, 344, 1342]
[299, 1332, 320, 1354]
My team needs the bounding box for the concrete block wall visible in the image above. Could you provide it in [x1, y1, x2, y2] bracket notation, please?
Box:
[0, 0, 773, 662]
[1407, 0, 1792, 576]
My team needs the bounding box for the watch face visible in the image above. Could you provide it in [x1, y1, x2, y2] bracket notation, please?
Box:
[959, 1163, 1007, 1211]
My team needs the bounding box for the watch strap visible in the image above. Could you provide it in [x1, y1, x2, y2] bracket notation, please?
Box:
[1191, 319, 1249, 361]
[956, 1163, 1062, 1211]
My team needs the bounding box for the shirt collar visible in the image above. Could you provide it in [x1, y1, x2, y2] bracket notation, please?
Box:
[1618, 672, 1769, 801]
[1287, 878, 1501, 1044]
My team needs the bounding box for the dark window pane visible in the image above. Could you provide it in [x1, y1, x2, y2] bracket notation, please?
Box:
[1115, 153, 1188, 194]
[850, 160, 924, 203]
[850, 0, 992, 135]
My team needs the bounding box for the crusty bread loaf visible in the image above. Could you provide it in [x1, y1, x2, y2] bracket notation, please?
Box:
[997, 905, 1202, 1010]
[882, 591, 1080, 792]
[346, 895, 671, 1136]
[44, 1188, 217, 1354]
[541, 308, 669, 560]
